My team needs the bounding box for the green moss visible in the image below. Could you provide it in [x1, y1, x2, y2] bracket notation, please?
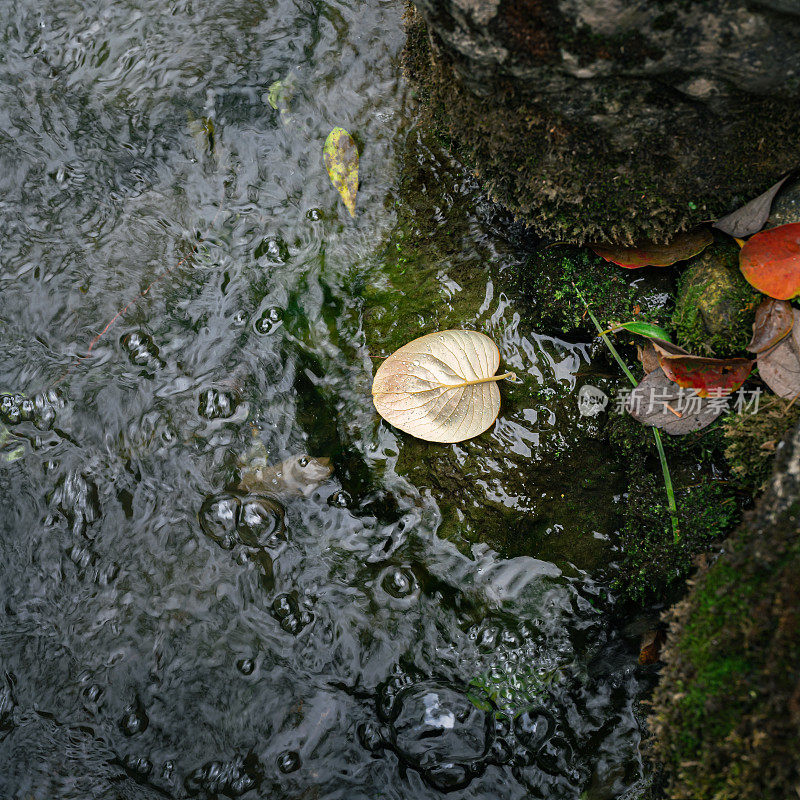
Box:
[650, 487, 800, 798]
[513, 244, 674, 337]
[606, 413, 742, 606]
[671, 242, 760, 357]
[402, 6, 800, 244]
[723, 400, 800, 492]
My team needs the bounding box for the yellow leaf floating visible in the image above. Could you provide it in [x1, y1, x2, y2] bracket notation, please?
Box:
[371, 330, 516, 443]
[323, 127, 359, 217]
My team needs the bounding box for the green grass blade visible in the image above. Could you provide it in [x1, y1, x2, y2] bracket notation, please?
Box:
[574, 285, 680, 541]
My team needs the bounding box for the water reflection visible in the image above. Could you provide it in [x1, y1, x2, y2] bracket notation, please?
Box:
[0, 0, 649, 797]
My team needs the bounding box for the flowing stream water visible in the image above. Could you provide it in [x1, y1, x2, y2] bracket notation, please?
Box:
[0, 1, 654, 798]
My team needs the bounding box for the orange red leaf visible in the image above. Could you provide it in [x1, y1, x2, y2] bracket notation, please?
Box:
[739, 222, 800, 300]
[651, 342, 753, 397]
[591, 228, 713, 269]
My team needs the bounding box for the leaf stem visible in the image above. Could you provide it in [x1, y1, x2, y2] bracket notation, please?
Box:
[459, 372, 517, 386]
[573, 284, 680, 541]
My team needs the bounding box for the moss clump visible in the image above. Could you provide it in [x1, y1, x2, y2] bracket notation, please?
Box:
[723, 400, 800, 493]
[607, 413, 742, 607]
[671, 242, 760, 357]
[650, 426, 800, 799]
[513, 244, 674, 337]
[402, 6, 800, 245]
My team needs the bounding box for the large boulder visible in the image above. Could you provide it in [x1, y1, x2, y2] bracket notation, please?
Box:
[404, 0, 800, 243]
[649, 419, 800, 799]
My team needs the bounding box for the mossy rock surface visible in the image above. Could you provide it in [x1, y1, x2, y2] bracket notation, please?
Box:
[606, 412, 742, 607]
[403, 3, 800, 244]
[671, 242, 760, 357]
[513, 244, 675, 338]
[361, 133, 628, 571]
[723, 400, 800, 493]
[650, 420, 800, 800]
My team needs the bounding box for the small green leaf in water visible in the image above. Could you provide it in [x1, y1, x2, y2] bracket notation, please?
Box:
[609, 321, 673, 341]
[3, 444, 25, 463]
[323, 127, 359, 218]
[268, 80, 284, 110]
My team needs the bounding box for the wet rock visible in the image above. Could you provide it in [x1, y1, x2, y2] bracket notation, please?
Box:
[651, 419, 800, 799]
[671, 242, 760, 357]
[767, 176, 800, 228]
[404, 1, 800, 243]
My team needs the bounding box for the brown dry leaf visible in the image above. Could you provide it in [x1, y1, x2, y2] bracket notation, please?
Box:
[713, 175, 792, 239]
[757, 309, 800, 399]
[747, 297, 794, 353]
[648, 337, 690, 357]
[637, 342, 661, 374]
[639, 629, 667, 666]
[626, 367, 726, 434]
[590, 228, 713, 269]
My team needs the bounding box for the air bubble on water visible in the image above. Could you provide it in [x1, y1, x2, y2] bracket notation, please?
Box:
[236, 658, 255, 675]
[122, 754, 153, 777]
[120, 699, 149, 736]
[199, 494, 241, 549]
[122, 330, 164, 372]
[271, 592, 313, 635]
[357, 721, 384, 752]
[381, 567, 414, 599]
[199, 388, 237, 420]
[238, 496, 285, 547]
[327, 490, 351, 508]
[277, 750, 301, 773]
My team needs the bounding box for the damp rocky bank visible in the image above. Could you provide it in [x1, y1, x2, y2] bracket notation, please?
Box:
[403, 0, 800, 244]
[399, 2, 800, 797]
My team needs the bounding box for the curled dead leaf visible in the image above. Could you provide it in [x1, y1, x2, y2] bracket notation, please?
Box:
[637, 342, 661, 375]
[757, 308, 800, 399]
[639, 629, 667, 666]
[747, 297, 794, 354]
[650, 341, 753, 398]
[591, 228, 713, 269]
[713, 175, 792, 239]
[739, 222, 800, 300]
[371, 330, 515, 443]
[626, 367, 726, 434]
